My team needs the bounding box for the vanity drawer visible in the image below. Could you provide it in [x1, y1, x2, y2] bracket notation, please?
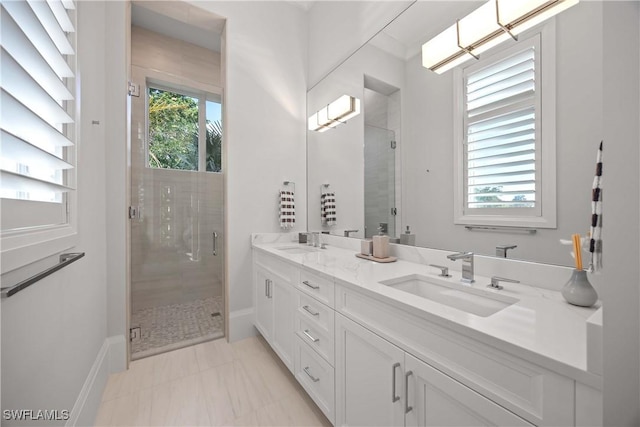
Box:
[254, 250, 296, 284]
[296, 311, 334, 365]
[295, 336, 335, 424]
[296, 290, 335, 336]
[335, 283, 575, 427]
[297, 268, 334, 307]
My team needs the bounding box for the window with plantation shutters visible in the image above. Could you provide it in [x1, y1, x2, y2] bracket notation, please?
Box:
[1, 0, 77, 273]
[454, 31, 556, 229]
[466, 46, 537, 211]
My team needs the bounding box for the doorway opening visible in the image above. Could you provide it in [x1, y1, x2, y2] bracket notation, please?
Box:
[128, 1, 226, 360]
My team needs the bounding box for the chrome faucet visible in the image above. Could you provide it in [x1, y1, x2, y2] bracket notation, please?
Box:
[447, 252, 474, 283]
[488, 276, 520, 290]
[344, 229, 359, 237]
[496, 244, 517, 258]
[308, 232, 321, 248]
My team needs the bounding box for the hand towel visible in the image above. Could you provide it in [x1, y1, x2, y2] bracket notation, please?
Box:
[279, 190, 295, 229]
[321, 192, 337, 226]
[589, 141, 603, 273]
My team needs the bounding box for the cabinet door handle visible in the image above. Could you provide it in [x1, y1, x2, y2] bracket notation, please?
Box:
[303, 329, 319, 343]
[303, 366, 320, 382]
[405, 371, 413, 414]
[303, 305, 319, 316]
[391, 362, 401, 403]
[268, 279, 272, 299]
[212, 231, 218, 256]
[302, 280, 319, 290]
[265, 279, 269, 297]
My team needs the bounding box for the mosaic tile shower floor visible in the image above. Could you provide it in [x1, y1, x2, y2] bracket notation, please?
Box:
[131, 296, 224, 359]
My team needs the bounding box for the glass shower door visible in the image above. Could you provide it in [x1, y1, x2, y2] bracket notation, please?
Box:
[364, 125, 396, 238]
[129, 68, 224, 359]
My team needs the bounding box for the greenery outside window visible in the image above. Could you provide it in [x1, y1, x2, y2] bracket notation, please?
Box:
[147, 85, 222, 173]
[453, 27, 556, 229]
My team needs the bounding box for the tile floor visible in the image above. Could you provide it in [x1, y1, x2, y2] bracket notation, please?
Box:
[130, 296, 225, 359]
[94, 335, 332, 426]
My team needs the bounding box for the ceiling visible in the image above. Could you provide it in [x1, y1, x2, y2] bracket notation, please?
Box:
[131, 1, 225, 52]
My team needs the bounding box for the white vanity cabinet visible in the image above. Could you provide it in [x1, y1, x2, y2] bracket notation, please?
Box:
[252, 244, 601, 427]
[254, 266, 274, 341]
[335, 313, 532, 427]
[253, 251, 296, 371]
[293, 266, 337, 424]
[404, 353, 532, 427]
[335, 283, 576, 427]
[335, 312, 406, 427]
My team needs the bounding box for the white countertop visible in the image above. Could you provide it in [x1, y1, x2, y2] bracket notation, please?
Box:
[252, 236, 603, 389]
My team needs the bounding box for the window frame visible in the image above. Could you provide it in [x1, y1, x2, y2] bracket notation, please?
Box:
[1, 1, 78, 274]
[145, 79, 223, 174]
[453, 21, 557, 229]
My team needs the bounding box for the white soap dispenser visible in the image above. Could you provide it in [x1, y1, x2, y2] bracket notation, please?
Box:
[400, 225, 415, 246]
[372, 226, 390, 259]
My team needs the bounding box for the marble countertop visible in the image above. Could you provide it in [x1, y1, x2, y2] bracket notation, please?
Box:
[252, 235, 602, 388]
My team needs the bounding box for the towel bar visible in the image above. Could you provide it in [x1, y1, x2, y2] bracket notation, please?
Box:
[464, 225, 537, 234]
[1, 252, 85, 298]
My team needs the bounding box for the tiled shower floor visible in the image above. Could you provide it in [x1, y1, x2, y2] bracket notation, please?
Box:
[131, 295, 224, 359]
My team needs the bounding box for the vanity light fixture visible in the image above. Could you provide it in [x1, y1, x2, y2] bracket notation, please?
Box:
[308, 95, 361, 132]
[422, 0, 579, 74]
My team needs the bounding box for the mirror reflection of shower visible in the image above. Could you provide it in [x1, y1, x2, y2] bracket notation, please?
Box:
[364, 76, 401, 239]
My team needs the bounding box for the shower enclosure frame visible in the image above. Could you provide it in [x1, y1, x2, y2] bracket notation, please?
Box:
[124, 1, 229, 363]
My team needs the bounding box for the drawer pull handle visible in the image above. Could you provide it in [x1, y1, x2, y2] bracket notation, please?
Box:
[303, 305, 319, 316]
[304, 366, 320, 382]
[391, 362, 400, 403]
[265, 279, 272, 299]
[302, 280, 319, 290]
[405, 371, 413, 414]
[303, 329, 319, 343]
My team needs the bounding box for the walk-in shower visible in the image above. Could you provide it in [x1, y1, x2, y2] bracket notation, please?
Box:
[128, 2, 226, 359]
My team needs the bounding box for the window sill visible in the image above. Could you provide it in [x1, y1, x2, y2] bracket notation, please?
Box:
[1, 225, 77, 274]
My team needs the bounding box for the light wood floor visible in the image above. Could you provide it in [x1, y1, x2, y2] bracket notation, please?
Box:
[95, 335, 332, 426]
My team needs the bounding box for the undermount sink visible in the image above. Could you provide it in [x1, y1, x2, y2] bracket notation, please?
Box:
[276, 246, 319, 254]
[379, 274, 518, 317]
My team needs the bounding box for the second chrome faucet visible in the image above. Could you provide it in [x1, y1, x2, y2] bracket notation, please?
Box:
[447, 252, 474, 283]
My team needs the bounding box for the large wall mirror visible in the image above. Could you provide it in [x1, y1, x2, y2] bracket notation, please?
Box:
[307, 1, 602, 266]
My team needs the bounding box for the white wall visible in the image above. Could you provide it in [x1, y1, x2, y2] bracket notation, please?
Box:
[601, 2, 640, 424]
[104, 0, 129, 372]
[307, 0, 412, 88]
[187, 1, 309, 340]
[0, 2, 110, 425]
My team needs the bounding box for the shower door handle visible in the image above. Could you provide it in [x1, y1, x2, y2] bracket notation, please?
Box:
[212, 232, 218, 256]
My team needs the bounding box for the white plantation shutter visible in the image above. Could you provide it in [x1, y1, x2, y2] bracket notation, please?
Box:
[0, 0, 76, 230]
[463, 38, 540, 213]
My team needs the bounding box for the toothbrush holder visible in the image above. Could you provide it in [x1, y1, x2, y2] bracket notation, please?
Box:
[561, 269, 598, 307]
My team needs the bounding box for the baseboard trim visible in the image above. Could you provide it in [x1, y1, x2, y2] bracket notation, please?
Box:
[229, 307, 257, 342]
[66, 335, 126, 427]
[66, 340, 109, 427]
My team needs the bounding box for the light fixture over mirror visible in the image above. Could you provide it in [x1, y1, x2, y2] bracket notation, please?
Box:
[422, 0, 579, 73]
[308, 95, 361, 132]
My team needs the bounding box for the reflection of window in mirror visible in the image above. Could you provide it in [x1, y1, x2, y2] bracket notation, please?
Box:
[453, 25, 556, 229]
[147, 85, 222, 173]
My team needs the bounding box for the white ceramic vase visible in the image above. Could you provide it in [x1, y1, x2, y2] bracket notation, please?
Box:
[561, 269, 598, 307]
